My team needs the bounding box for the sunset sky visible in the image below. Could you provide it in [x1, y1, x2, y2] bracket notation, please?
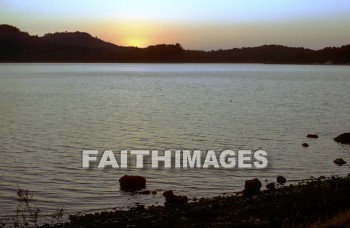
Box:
[1, 0, 350, 50]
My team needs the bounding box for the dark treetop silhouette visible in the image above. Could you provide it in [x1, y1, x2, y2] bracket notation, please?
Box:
[1, 24, 350, 64]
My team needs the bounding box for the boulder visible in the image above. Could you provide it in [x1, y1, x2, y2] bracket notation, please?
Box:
[333, 158, 346, 166]
[138, 190, 150, 195]
[163, 190, 174, 198]
[334, 133, 350, 144]
[244, 178, 262, 197]
[266, 182, 275, 190]
[306, 134, 318, 138]
[119, 175, 146, 191]
[162, 190, 188, 205]
[302, 143, 309, 147]
[277, 176, 287, 184]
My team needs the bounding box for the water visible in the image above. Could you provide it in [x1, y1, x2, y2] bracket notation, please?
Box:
[0, 63, 349, 217]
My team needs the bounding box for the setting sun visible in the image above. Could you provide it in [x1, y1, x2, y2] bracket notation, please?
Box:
[124, 38, 147, 48]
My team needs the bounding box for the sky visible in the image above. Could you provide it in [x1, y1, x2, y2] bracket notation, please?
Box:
[1, 0, 350, 50]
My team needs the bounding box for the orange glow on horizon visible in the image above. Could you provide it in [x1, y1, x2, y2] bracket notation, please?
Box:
[123, 38, 147, 48]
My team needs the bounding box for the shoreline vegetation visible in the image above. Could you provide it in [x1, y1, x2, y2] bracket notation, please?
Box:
[1, 24, 350, 64]
[44, 175, 349, 227]
[2, 174, 348, 228]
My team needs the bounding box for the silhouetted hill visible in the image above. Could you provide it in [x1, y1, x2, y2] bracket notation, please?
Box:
[1, 24, 350, 64]
[0, 24, 45, 61]
[42, 32, 116, 49]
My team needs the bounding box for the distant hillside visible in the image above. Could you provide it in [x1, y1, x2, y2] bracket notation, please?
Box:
[1, 24, 350, 64]
[42, 32, 116, 48]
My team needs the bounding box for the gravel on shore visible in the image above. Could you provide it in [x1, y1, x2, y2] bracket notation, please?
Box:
[39, 175, 350, 228]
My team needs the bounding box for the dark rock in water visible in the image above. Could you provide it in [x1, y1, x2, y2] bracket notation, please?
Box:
[302, 143, 309, 147]
[244, 178, 262, 197]
[333, 158, 346, 166]
[162, 190, 188, 205]
[151, 191, 157, 195]
[277, 176, 287, 184]
[266, 182, 275, 190]
[307, 134, 318, 138]
[119, 175, 146, 191]
[138, 190, 150, 195]
[163, 190, 174, 198]
[334, 133, 350, 144]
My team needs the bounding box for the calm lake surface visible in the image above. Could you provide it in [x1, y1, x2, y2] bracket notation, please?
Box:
[0, 63, 349, 217]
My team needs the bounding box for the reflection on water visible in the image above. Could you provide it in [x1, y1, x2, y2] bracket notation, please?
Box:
[0, 63, 349, 216]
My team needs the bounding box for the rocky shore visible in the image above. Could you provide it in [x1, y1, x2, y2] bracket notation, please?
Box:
[40, 175, 350, 227]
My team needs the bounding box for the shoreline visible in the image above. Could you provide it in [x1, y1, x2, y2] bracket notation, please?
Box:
[34, 174, 350, 227]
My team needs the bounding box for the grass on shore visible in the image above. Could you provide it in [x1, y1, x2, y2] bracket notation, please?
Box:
[307, 208, 350, 228]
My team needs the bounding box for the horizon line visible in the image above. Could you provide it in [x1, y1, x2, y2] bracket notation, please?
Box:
[1, 24, 349, 52]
